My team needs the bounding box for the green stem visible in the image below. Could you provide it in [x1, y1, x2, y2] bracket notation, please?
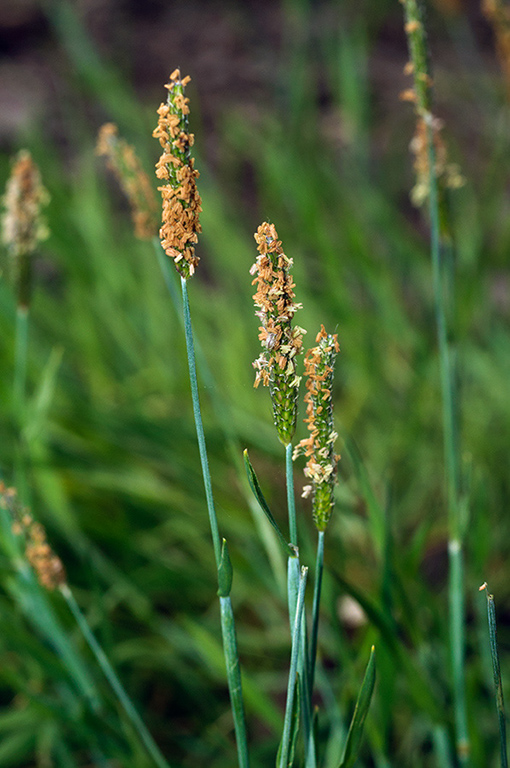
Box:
[426, 120, 469, 765]
[180, 276, 250, 768]
[14, 305, 29, 417]
[181, 276, 221, 568]
[483, 586, 508, 768]
[155, 238, 285, 593]
[285, 445, 315, 767]
[309, 530, 325, 693]
[220, 596, 250, 768]
[13, 305, 29, 504]
[60, 585, 171, 768]
[279, 566, 308, 768]
[285, 443, 298, 546]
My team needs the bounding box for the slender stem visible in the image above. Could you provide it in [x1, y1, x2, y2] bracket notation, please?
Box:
[220, 596, 250, 768]
[426, 121, 469, 765]
[13, 305, 29, 504]
[285, 444, 315, 767]
[181, 276, 221, 568]
[14, 305, 29, 417]
[155, 238, 285, 593]
[286, 443, 298, 546]
[279, 566, 308, 768]
[483, 586, 508, 768]
[309, 530, 325, 693]
[60, 584, 172, 768]
[180, 276, 249, 768]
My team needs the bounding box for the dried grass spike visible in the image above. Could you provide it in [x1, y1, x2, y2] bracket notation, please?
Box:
[97, 123, 158, 240]
[153, 69, 202, 279]
[1, 150, 49, 308]
[293, 326, 340, 531]
[251, 222, 305, 445]
[0, 483, 66, 590]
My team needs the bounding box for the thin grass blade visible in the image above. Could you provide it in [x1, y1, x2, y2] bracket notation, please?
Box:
[244, 450, 296, 559]
[481, 583, 508, 768]
[338, 646, 376, 768]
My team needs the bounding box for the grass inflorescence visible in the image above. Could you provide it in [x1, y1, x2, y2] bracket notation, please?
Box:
[0, 3, 510, 767]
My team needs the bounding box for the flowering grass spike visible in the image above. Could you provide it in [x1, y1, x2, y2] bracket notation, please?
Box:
[401, 0, 463, 208]
[293, 326, 340, 531]
[1, 150, 49, 308]
[153, 69, 202, 279]
[96, 123, 158, 240]
[251, 222, 305, 445]
[0, 483, 66, 590]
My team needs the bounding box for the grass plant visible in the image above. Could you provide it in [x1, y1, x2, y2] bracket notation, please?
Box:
[0, 1, 510, 766]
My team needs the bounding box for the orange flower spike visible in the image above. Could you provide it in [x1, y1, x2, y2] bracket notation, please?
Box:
[293, 326, 340, 531]
[250, 222, 305, 445]
[154, 69, 202, 279]
[96, 123, 158, 240]
[0, 485, 66, 590]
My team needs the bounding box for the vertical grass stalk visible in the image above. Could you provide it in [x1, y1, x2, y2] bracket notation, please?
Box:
[481, 583, 508, 768]
[181, 276, 221, 567]
[427, 123, 469, 765]
[60, 584, 172, 768]
[14, 306, 29, 417]
[279, 566, 308, 768]
[181, 276, 249, 768]
[402, 2, 468, 760]
[310, 529, 325, 691]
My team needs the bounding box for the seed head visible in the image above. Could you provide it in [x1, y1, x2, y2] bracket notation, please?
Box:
[401, 0, 464, 208]
[409, 117, 464, 207]
[251, 222, 305, 445]
[1, 150, 49, 308]
[293, 326, 340, 531]
[97, 123, 158, 240]
[0, 483, 66, 590]
[153, 69, 202, 279]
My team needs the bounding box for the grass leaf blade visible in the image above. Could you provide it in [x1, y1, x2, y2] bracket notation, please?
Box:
[244, 450, 296, 558]
[339, 646, 376, 768]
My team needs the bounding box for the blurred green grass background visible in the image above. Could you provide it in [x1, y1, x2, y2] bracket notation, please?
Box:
[1, 0, 510, 765]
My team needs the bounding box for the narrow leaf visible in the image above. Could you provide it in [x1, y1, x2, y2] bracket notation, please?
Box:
[339, 646, 376, 768]
[217, 538, 233, 597]
[243, 450, 296, 558]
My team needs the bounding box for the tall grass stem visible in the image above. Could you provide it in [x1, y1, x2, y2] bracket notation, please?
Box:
[14, 306, 29, 416]
[310, 529, 325, 692]
[60, 584, 172, 768]
[279, 566, 308, 768]
[220, 596, 250, 768]
[180, 276, 249, 767]
[181, 276, 221, 568]
[482, 584, 508, 768]
[286, 442, 298, 546]
[426, 122, 469, 765]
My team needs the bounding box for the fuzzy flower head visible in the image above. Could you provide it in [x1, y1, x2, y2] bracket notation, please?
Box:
[153, 69, 202, 279]
[293, 326, 340, 531]
[251, 222, 305, 445]
[1, 150, 49, 308]
[97, 123, 158, 240]
[0, 483, 66, 590]
[400, 0, 464, 208]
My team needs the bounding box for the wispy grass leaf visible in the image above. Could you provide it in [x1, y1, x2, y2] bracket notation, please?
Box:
[243, 450, 296, 558]
[338, 646, 376, 768]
